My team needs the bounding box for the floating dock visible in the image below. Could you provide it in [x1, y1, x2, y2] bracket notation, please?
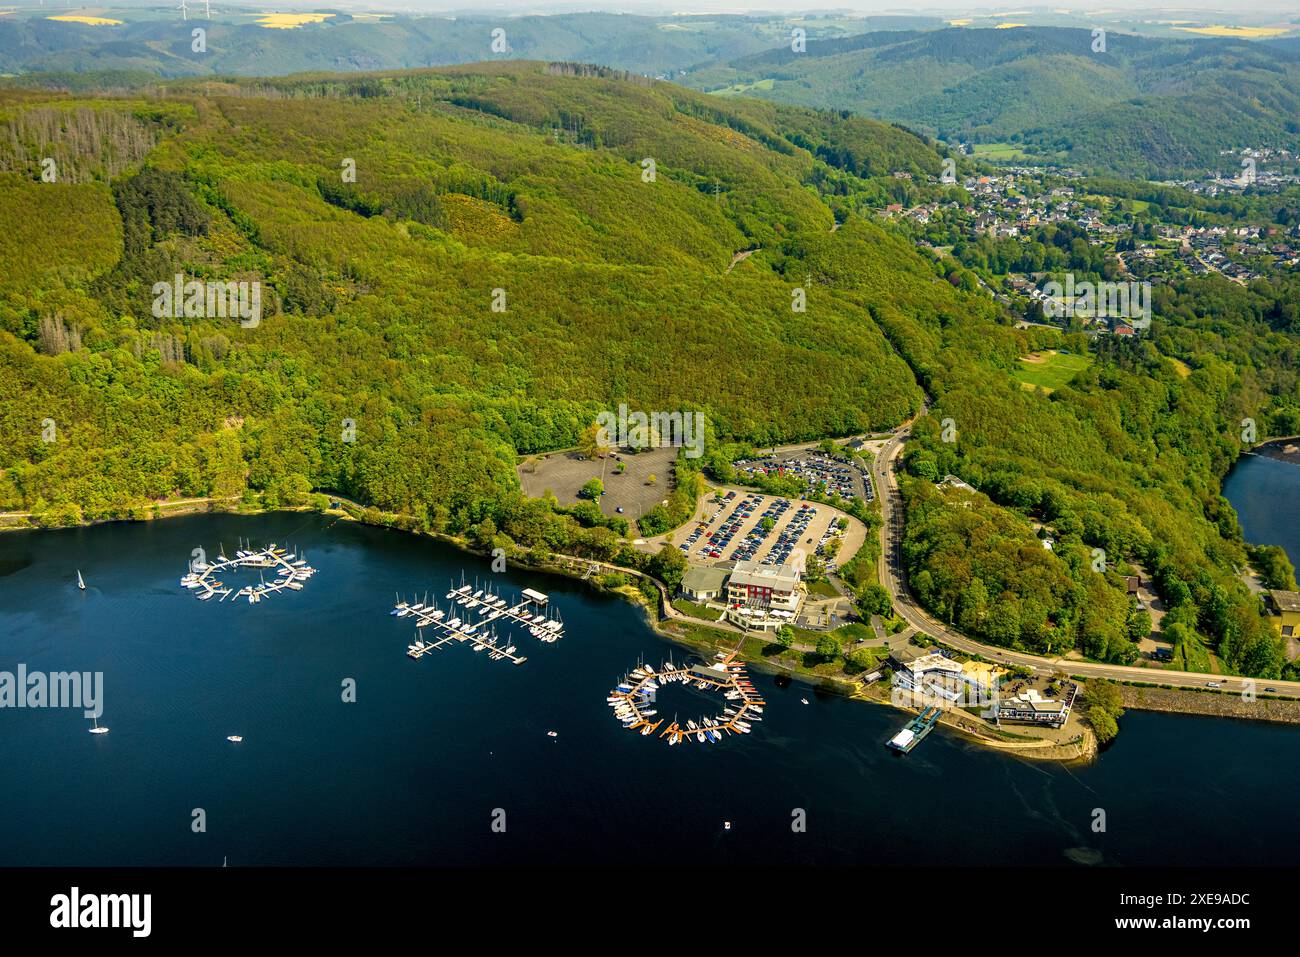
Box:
[181, 541, 316, 605]
[400, 609, 527, 666]
[886, 706, 941, 753]
[392, 578, 565, 667]
[440, 580, 564, 642]
[607, 652, 765, 745]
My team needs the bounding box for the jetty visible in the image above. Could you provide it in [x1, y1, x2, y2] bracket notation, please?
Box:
[441, 578, 563, 642]
[392, 577, 566, 667]
[607, 652, 765, 745]
[181, 541, 316, 605]
[399, 608, 527, 666]
[886, 706, 941, 753]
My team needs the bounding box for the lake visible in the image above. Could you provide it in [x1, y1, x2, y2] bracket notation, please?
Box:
[0, 477, 1298, 866]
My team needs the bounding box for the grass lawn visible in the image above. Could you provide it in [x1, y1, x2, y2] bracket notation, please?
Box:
[832, 622, 876, 643]
[710, 78, 775, 97]
[806, 580, 840, 598]
[1014, 349, 1092, 394]
[971, 142, 1029, 161]
[673, 598, 720, 620]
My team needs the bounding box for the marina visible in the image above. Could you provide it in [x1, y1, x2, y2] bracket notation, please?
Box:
[606, 652, 766, 745]
[180, 540, 317, 604]
[4, 512, 1300, 868]
[393, 578, 566, 667]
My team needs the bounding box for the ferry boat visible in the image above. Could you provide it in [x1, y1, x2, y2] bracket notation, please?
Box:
[887, 707, 941, 754]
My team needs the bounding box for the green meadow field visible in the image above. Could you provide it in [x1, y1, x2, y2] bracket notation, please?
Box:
[1014, 349, 1093, 393]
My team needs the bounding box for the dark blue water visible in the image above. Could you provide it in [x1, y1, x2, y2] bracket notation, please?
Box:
[2, 507, 1299, 867]
[1223, 450, 1300, 570]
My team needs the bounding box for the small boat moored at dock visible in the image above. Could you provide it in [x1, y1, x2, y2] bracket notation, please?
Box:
[182, 539, 317, 608]
[887, 707, 941, 754]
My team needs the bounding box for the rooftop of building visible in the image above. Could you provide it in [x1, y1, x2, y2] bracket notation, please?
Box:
[728, 559, 801, 592]
[680, 566, 729, 593]
[1270, 590, 1300, 613]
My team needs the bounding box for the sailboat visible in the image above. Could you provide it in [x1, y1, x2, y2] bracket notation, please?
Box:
[77, 569, 85, 591]
[89, 715, 109, 735]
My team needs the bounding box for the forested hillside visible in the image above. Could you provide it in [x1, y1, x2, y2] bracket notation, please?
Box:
[687, 26, 1300, 178]
[0, 62, 932, 527]
[0, 62, 1294, 677]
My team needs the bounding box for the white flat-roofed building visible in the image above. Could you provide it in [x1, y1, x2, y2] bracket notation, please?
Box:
[996, 684, 1077, 728]
[892, 652, 996, 705]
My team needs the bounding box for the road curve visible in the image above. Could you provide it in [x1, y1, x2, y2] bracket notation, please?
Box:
[871, 424, 1300, 696]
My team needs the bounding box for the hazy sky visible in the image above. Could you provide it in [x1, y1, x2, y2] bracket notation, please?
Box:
[422, 1, 1300, 13]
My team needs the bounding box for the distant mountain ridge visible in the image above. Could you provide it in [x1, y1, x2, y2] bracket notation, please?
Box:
[684, 26, 1300, 177]
[4, 16, 1299, 178]
[0, 11, 942, 80]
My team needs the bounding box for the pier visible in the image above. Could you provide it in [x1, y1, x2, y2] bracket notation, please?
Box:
[607, 652, 765, 745]
[887, 706, 941, 753]
[392, 578, 566, 667]
[440, 579, 563, 642]
[181, 541, 316, 605]
[399, 607, 528, 665]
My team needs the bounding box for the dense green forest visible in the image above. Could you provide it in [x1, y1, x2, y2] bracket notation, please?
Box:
[0, 62, 1295, 678]
[0, 64, 930, 526]
[687, 26, 1300, 178]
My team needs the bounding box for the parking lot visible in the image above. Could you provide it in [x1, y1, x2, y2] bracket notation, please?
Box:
[732, 451, 874, 502]
[671, 489, 851, 570]
[518, 445, 678, 520]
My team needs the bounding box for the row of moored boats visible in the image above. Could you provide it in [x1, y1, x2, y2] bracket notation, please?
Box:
[181, 542, 316, 604]
[607, 654, 765, 746]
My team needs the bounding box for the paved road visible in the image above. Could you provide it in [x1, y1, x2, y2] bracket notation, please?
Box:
[871, 422, 1300, 696]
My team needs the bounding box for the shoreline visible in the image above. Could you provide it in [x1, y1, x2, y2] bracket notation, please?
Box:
[1251, 435, 1300, 466]
[2, 494, 1287, 762]
[1117, 683, 1300, 725]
